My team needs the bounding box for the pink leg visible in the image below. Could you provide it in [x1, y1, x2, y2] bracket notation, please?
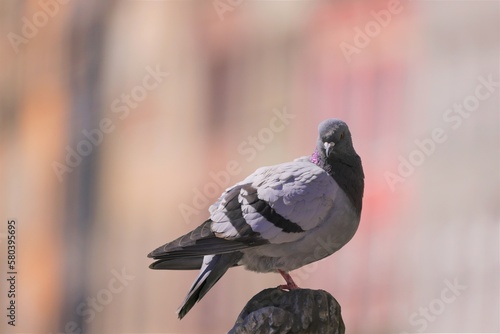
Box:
[278, 270, 299, 290]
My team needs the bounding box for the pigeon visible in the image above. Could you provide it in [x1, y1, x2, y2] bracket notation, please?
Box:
[148, 118, 364, 319]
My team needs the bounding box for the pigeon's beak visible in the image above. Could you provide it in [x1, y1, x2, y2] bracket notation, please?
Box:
[324, 142, 335, 157]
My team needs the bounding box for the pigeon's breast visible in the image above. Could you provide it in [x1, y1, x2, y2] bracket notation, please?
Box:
[240, 187, 360, 273]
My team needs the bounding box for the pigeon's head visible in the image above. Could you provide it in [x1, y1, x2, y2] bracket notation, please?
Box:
[317, 119, 356, 161]
[315, 118, 364, 214]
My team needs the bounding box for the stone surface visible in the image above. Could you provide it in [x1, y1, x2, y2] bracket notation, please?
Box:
[229, 288, 345, 334]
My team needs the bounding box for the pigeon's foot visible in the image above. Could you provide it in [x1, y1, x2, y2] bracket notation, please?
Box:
[278, 270, 299, 290]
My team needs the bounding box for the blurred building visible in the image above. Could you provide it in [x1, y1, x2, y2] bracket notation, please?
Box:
[0, 0, 498, 333]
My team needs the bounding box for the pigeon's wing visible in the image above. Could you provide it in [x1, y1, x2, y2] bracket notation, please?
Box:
[148, 220, 265, 268]
[210, 160, 340, 244]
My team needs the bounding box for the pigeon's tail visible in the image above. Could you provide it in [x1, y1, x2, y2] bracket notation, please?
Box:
[177, 252, 243, 319]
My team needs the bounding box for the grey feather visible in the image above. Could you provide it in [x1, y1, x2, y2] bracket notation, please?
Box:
[149, 257, 203, 270]
[177, 252, 243, 319]
[148, 220, 266, 262]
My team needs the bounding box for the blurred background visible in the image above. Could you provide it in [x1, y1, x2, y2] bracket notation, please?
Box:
[0, 0, 498, 333]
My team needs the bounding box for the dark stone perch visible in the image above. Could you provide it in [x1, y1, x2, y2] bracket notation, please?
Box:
[229, 288, 345, 334]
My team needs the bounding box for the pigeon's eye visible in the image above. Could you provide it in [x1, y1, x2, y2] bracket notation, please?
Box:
[340, 132, 345, 140]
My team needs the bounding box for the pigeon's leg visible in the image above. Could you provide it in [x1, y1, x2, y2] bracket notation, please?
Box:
[278, 270, 299, 290]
